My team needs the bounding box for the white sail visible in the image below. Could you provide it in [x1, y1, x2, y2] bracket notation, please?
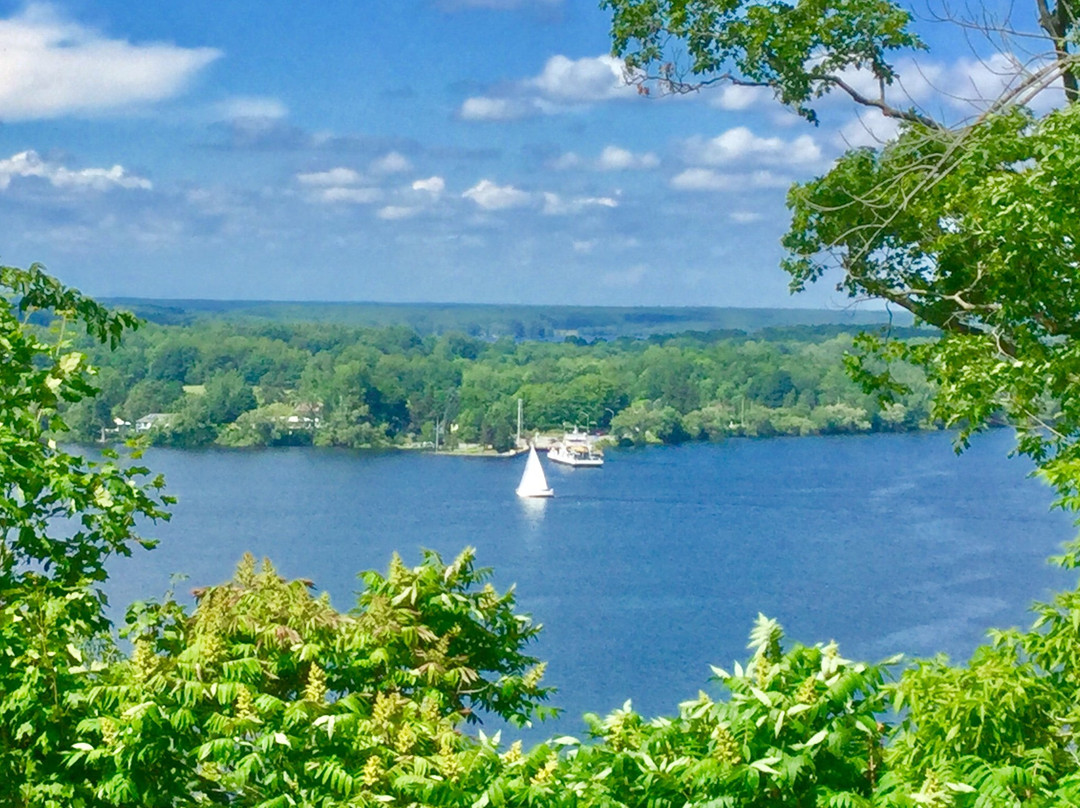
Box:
[516, 445, 554, 498]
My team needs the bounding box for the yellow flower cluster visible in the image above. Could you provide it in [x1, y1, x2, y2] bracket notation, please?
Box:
[131, 639, 157, 686]
[304, 663, 327, 704]
[916, 771, 950, 808]
[373, 691, 400, 725]
[394, 723, 417, 754]
[361, 755, 384, 787]
[435, 735, 461, 781]
[522, 661, 546, 690]
[235, 685, 257, 721]
[100, 717, 118, 747]
[530, 756, 558, 785]
[501, 740, 523, 765]
[710, 725, 742, 765]
[420, 694, 441, 723]
[795, 676, 818, 705]
[752, 654, 771, 688]
[478, 583, 499, 612]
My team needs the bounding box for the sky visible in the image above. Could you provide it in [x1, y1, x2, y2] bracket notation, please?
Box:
[0, 0, 1057, 307]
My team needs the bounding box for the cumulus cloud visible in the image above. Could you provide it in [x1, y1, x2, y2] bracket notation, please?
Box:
[412, 176, 446, 195]
[377, 205, 421, 220]
[670, 168, 732, 192]
[459, 96, 541, 121]
[370, 151, 412, 174]
[683, 127, 822, 167]
[295, 168, 381, 204]
[0, 4, 220, 120]
[541, 192, 618, 215]
[439, 0, 561, 8]
[709, 84, 773, 111]
[597, 145, 659, 171]
[318, 187, 382, 204]
[828, 53, 1061, 136]
[550, 145, 658, 171]
[296, 167, 365, 186]
[462, 179, 533, 210]
[458, 53, 638, 120]
[528, 55, 634, 103]
[670, 168, 790, 191]
[0, 150, 151, 191]
[836, 112, 901, 148]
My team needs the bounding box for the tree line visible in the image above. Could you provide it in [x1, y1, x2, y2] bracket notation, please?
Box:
[60, 319, 936, 451]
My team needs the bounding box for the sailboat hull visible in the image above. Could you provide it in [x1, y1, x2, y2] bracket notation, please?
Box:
[516, 486, 553, 498]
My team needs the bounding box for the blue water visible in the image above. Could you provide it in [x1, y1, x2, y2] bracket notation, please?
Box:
[107, 430, 1075, 735]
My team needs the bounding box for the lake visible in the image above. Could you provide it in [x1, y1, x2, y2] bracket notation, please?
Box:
[107, 429, 1075, 736]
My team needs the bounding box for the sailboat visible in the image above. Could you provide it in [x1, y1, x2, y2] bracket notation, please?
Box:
[516, 444, 554, 498]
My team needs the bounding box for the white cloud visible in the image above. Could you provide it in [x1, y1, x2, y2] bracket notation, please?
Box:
[377, 205, 421, 220]
[709, 84, 772, 111]
[318, 187, 382, 204]
[670, 168, 790, 191]
[370, 151, 412, 174]
[412, 176, 445, 195]
[683, 127, 822, 167]
[670, 168, 733, 191]
[572, 239, 597, 253]
[550, 146, 657, 171]
[440, 0, 561, 8]
[0, 4, 220, 120]
[747, 170, 790, 188]
[459, 96, 538, 121]
[836, 112, 901, 148]
[541, 192, 618, 215]
[529, 54, 634, 103]
[216, 96, 288, 120]
[946, 53, 1027, 110]
[462, 179, 533, 210]
[597, 146, 659, 171]
[730, 210, 764, 224]
[0, 150, 151, 191]
[296, 167, 365, 187]
[458, 53, 638, 120]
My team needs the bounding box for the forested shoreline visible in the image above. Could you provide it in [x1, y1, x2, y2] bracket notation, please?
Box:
[60, 319, 938, 451]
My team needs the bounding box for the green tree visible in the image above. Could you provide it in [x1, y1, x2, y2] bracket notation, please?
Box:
[0, 264, 172, 805]
[73, 549, 554, 806]
[202, 370, 257, 425]
[604, 0, 1080, 521]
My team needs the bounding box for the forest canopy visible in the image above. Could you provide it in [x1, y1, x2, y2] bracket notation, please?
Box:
[59, 318, 936, 451]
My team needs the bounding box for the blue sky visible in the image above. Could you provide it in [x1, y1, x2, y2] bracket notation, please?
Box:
[0, 0, 1052, 307]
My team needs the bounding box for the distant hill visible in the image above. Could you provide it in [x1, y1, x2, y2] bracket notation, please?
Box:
[103, 299, 915, 339]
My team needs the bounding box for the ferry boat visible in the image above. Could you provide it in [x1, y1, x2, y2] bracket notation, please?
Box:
[547, 427, 604, 467]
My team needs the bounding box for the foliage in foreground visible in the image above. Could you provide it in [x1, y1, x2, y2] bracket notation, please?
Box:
[32, 553, 1080, 807]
